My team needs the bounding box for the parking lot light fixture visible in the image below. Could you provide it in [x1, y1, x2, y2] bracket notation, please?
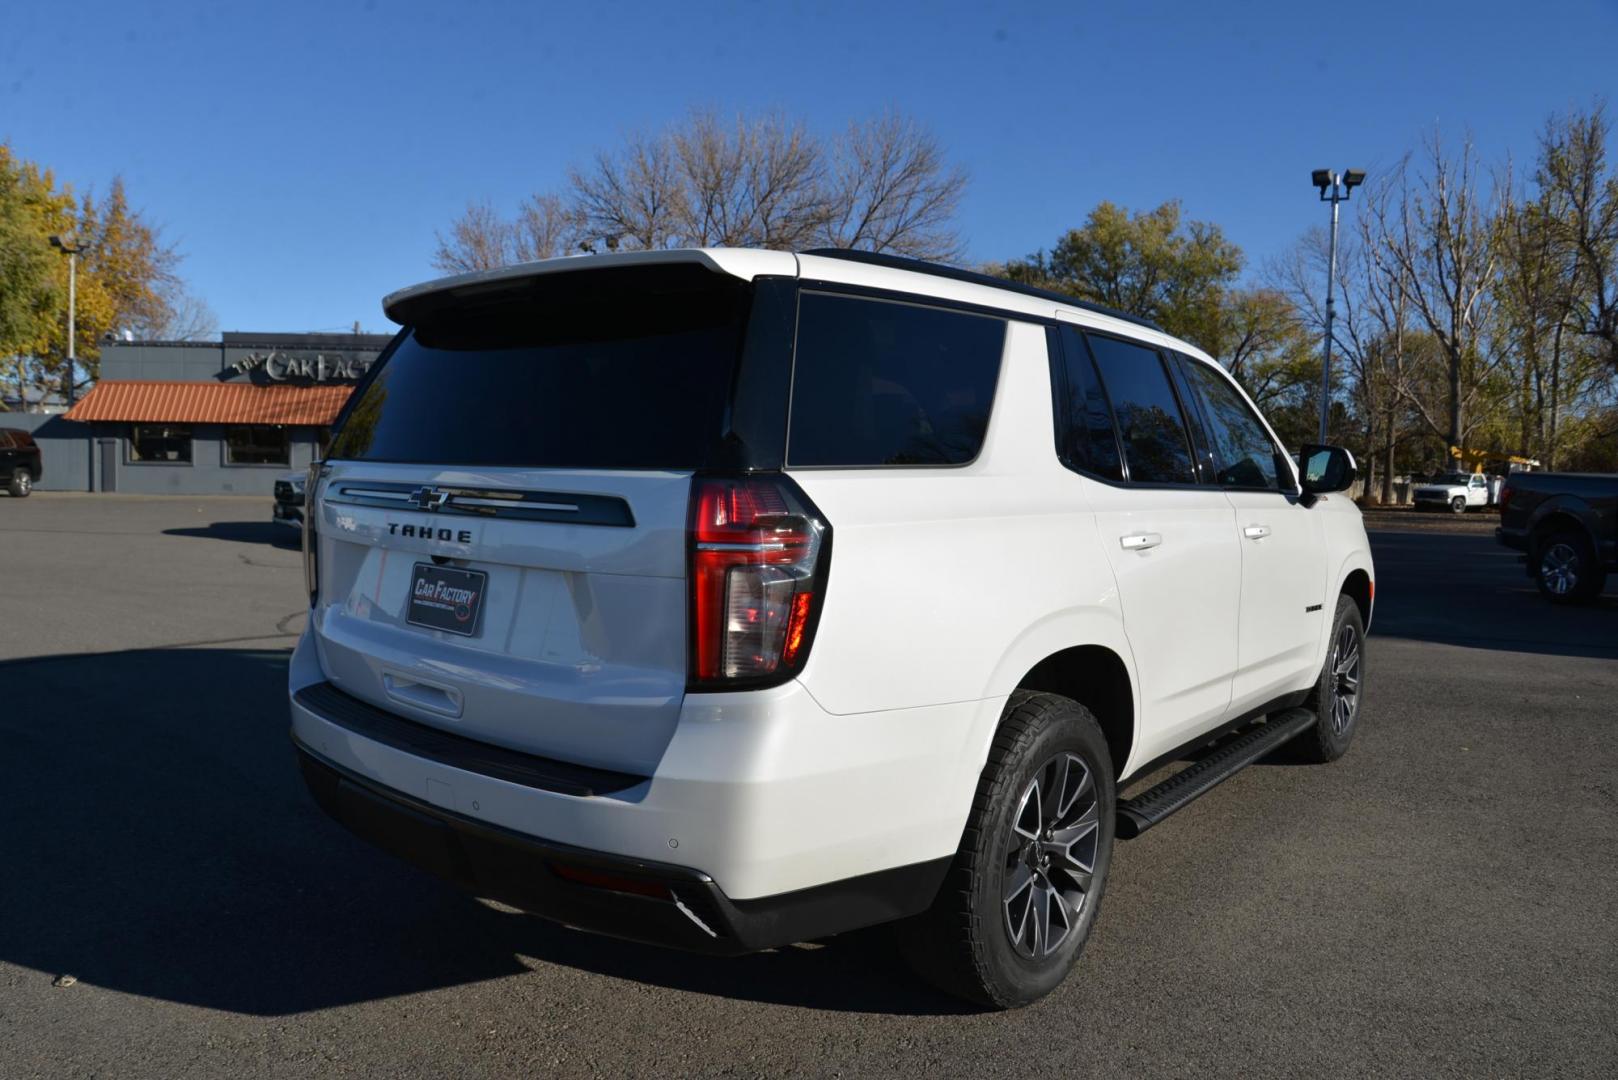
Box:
[1311, 168, 1364, 443]
[49, 233, 91, 406]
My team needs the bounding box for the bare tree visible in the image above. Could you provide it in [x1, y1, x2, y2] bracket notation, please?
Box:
[435, 109, 967, 266]
[1537, 106, 1618, 371]
[134, 288, 217, 341]
[570, 130, 685, 252]
[1363, 135, 1506, 454]
[512, 192, 576, 262]
[671, 110, 825, 248]
[819, 112, 967, 262]
[432, 199, 516, 273]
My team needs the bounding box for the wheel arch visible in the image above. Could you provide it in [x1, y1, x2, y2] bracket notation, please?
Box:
[975, 608, 1141, 784]
[1341, 567, 1372, 629]
[1528, 508, 1595, 553]
[1013, 645, 1135, 780]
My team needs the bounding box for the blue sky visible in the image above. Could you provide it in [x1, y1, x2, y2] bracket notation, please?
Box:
[4, 0, 1615, 334]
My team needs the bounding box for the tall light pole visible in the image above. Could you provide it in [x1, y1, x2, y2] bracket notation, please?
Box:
[49, 233, 89, 405]
[1310, 169, 1364, 443]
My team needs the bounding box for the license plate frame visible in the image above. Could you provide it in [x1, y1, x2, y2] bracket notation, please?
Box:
[406, 562, 488, 637]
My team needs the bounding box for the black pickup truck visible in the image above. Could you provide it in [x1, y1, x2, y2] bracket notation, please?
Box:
[1497, 473, 1618, 603]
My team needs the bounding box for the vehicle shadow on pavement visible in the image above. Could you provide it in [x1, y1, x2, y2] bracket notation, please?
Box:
[0, 646, 970, 1017]
[1365, 530, 1618, 659]
[164, 522, 302, 550]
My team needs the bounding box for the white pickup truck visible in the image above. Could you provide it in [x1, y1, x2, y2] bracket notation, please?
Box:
[1413, 472, 1491, 513]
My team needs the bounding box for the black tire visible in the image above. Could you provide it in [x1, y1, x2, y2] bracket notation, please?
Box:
[1293, 595, 1365, 763]
[1533, 529, 1605, 605]
[1450, 496, 1466, 514]
[895, 691, 1115, 1009]
[7, 471, 30, 497]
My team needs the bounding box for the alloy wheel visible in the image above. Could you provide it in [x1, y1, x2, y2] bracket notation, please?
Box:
[1330, 621, 1361, 736]
[1540, 543, 1579, 596]
[1003, 752, 1099, 960]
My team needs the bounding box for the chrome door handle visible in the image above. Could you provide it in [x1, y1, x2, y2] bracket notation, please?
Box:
[1120, 532, 1163, 551]
[1243, 525, 1271, 540]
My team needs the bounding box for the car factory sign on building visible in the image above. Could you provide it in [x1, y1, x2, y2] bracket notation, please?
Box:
[228, 350, 376, 383]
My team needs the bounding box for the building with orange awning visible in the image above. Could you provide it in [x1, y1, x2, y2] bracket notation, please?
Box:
[46, 331, 392, 494]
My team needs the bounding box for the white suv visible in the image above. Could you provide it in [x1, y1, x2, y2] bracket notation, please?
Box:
[289, 248, 1374, 1008]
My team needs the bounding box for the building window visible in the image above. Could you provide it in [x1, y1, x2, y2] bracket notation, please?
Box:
[130, 424, 193, 463]
[225, 425, 291, 465]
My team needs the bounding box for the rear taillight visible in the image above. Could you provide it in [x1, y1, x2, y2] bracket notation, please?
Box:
[688, 475, 829, 688]
[1499, 484, 1513, 513]
[303, 461, 323, 607]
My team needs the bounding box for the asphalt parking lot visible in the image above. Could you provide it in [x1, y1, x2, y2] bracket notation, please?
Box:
[2, 494, 1614, 1078]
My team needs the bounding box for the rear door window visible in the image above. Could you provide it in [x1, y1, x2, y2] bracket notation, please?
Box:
[787, 293, 1006, 467]
[1084, 334, 1197, 485]
[1177, 356, 1288, 491]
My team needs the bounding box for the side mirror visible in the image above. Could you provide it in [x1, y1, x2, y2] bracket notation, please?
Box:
[1298, 444, 1357, 496]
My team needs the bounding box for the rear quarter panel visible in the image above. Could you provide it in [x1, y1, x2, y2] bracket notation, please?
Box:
[788, 319, 1140, 769]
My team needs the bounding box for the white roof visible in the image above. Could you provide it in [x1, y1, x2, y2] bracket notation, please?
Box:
[381, 247, 1213, 365]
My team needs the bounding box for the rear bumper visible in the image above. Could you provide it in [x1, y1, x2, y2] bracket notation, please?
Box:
[1496, 526, 1529, 552]
[295, 741, 948, 954]
[287, 624, 981, 947]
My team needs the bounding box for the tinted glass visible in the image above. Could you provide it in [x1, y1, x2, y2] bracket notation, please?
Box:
[130, 424, 193, 463]
[1179, 358, 1285, 490]
[1053, 327, 1123, 480]
[1084, 334, 1195, 484]
[788, 293, 1005, 467]
[330, 269, 750, 467]
[226, 424, 290, 465]
[1166, 353, 1218, 483]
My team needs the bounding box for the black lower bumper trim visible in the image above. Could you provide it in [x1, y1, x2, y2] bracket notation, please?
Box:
[295, 681, 646, 797]
[294, 741, 950, 955]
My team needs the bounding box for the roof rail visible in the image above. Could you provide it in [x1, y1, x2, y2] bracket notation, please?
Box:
[798, 248, 1164, 332]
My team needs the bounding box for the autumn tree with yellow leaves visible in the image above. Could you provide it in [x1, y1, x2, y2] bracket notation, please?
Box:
[1, 145, 213, 408]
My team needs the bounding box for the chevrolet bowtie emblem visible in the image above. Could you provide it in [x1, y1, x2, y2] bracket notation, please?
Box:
[409, 486, 450, 511]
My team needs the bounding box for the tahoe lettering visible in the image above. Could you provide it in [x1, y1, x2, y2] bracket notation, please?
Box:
[389, 521, 473, 543]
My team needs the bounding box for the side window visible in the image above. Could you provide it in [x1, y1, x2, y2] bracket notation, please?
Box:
[1084, 334, 1197, 485]
[788, 292, 1006, 467]
[1177, 358, 1287, 491]
[1051, 326, 1123, 480]
[1166, 353, 1218, 483]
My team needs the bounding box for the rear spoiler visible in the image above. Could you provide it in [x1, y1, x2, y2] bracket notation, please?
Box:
[382, 248, 798, 326]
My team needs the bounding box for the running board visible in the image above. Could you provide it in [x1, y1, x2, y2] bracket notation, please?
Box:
[1115, 708, 1316, 839]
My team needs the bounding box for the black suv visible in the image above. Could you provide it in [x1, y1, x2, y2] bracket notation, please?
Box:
[1, 428, 42, 497]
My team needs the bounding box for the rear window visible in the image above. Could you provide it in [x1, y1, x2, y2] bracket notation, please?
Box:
[787, 292, 1005, 467]
[329, 267, 751, 468]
